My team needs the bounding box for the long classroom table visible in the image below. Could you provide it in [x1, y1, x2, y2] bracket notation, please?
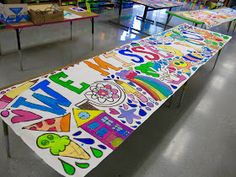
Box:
[166, 7, 236, 32]
[111, 0, 184, 35]
[0, 5, 99, 70]
[0, 23, 231, 177]
[132, 0, 183, 23]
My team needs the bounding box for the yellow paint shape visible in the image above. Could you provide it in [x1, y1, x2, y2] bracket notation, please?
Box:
[115, 80, 136, 94]
[158, 45, 183, 57]
[73, 108, 104, 127]
[111, 137, 123, 148]
[6, 80, 38, 99]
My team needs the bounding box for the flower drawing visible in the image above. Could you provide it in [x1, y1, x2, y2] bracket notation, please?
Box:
[85, 83, 119, 103]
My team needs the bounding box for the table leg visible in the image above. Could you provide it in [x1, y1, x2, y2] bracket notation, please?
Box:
[0, 31, 2, 55]
[136, 8, 155, 24]
[2, 121, 10, 158]
[0, 42, 2, 56]
[164, 13, 172, 31]
[177, 81, 188, 108]
[119, 0, 123, 19]
[166, 95, 173, 108]
[212, 49, 222, 71]
[70, 21, 73, 40]
[91, 18, 94, 50]
[163, 7, 173, 31]
[233, 22, 236, 33]
[142, 6, 149, 22]
[227, 21, 232, 34]
[16, 29, 23, 71]
[166, 7, 173, 24]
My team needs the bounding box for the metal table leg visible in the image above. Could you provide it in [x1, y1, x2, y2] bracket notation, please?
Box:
[110, 0, 150, 36]
[142, 6, 149, 22]
[91, 17, 94, 50]
[164, 13, 173, 30]
[165, 95, 173, 108]
[136, 6, 154, 23]
[233, 21, 236, 33]
[70, 21, 73, 40]
[0, 31, 2, 55]
[2, 121, 10, 158]
[177, 81, 188, 108]
[119, 0, 123, 19]
[16, 29, 23, 71]
[227, 21, 232, 34]
[0, 42, 2, 56]
[212, 49, 222, 71]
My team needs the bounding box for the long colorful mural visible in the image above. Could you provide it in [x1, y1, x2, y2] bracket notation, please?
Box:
[168, 7, 236, 29]
[0, 24, 231, 176]
[132, 0, 183, 8]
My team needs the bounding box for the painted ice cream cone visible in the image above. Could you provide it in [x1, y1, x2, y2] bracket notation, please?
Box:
[37, 133, 90, 160]
[59, 141, 90, 160]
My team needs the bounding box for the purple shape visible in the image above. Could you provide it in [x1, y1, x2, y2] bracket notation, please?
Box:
[118, 108, 141, 124]
[81, 112, 133, 150]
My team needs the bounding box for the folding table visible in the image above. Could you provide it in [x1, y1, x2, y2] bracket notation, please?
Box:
[165, 7, 236, 32]
[110, 0, 184, 35]
[0, 5, 99, 71]
[0, 23, 231, 177]
[132, 0, 183, 25]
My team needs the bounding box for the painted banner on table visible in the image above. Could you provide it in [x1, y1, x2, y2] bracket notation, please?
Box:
[0, 24, 231, 177]
[132, 0, 183, 8]
[170, 7, 236, 28]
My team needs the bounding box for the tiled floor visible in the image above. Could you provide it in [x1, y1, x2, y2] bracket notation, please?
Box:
[0, 5, 236, 177]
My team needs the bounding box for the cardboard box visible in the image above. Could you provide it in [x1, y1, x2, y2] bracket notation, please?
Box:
[0, 3, 30, 24]
[3, 0, 22, 4]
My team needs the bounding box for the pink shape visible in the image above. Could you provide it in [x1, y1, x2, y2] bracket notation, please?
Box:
[123, 104, 129, 110]
[168, 75, 187, 85]
[0, 95, 13, 109]
[104, 84, 112, 89]
[0, 101, 9, 109]
[112, 94, 119, 99]
[109, 108, 120, 115]
[11, 109, 42, 124]
[97, 89, 109, 96]
[1, 110, 10, 117]
[111, 89, 118, 94]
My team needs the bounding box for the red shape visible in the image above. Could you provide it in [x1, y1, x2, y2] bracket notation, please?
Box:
[45, 119, 55, 125]
[48, 127, 57, 131]
[29, 126, 37, 130]
[36, 122, 43, 128]
[125, 70, 137, 80]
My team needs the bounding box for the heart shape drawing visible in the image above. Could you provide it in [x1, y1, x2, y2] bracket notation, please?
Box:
[109, 108, 120, 115]
[11, 109, 42, 124]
